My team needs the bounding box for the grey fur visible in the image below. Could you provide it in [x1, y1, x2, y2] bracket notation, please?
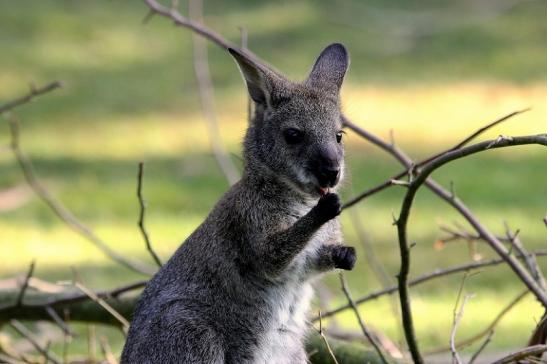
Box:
[121, 43, 355, 364]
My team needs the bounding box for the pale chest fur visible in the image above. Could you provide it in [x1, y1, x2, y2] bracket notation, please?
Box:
[252, 214, 341, 364]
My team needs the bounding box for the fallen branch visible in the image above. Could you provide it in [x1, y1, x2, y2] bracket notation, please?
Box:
[0, 280, 146, 325]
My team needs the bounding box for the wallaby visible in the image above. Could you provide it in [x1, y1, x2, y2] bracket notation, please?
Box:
[121, 43, 356, 364]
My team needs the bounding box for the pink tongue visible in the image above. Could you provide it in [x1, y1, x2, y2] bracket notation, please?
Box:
[319, 187, 329, 196]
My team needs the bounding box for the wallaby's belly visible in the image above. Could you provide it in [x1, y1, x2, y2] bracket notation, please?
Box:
[252, 281, 313, 364]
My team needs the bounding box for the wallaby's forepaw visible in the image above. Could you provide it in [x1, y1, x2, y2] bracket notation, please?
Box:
[314, 193, 341, 223]
[332, 246, 356, 270]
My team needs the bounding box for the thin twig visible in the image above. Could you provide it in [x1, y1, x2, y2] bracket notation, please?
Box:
[9, 319, 61, 364]
[72, 281, 130, 334]
[43, 341, 51, 364]
[341, 110, 528, 209]
[5, 114, 154, 276]
[137, 162, 162, 267]
[468, 330, 494, 364]
[15, 260, 35, 307]
[504, 221, 546, 292]
[490, 344, 547, 364]
[189, 0, 239, 186]
[450, 273, 474, 364]
[450, 294, 473, 364]
[316, 310, 340, 364]
[238, 25, 252, 125]
[87, 324, 96, 363]
[62, 308, 70, 364]
[45, 306, 76, 337]
[0, 81, 62, 114]
[144, 0, 236, 50]
[348, 208, 403, 347]
[439, 224, 513, 245]
[99, 336, 118, 364]
[427, 290, 529, 355]
[316, 251, 547, 321]
[339, 274, 390, 364]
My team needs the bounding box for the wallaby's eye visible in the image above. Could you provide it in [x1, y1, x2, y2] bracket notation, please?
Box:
[336, 131, 344, 143]
[283, 128, 304, 145]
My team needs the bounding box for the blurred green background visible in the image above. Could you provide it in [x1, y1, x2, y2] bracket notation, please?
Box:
[1, 0, 546, 361]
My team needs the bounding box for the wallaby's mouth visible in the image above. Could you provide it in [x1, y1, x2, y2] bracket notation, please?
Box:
[317, 186, 330, 196]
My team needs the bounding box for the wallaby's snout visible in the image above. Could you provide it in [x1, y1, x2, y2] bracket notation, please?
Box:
[311, 147, 341, 191]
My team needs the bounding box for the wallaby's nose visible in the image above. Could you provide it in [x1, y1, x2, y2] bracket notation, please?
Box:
[317, 166, 340, 187]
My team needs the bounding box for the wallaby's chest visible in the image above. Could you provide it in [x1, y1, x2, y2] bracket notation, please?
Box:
[251, 280, 312, 364]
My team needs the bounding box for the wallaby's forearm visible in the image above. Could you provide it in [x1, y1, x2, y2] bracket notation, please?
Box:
[258, 193, 341, 276]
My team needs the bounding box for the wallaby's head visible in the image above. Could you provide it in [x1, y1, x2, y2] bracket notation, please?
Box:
[230, 43, 349, 198]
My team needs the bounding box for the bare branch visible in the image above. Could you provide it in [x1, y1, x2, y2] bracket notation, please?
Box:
[144, 0, 235, 50]
[315, 311, 340, 364]
[339, 274, 390, 364]
[9, 319, 61, 364]
[342, 109, 529, 209]
[0, 81, 62, 114]
[504, 221, 546, 292]
[72, 281, 130, 334]
[99, 336, 118, 364]
[141, 9, 156, 24]
[393, 134, 547, 363]
[317, 251, 546, 321]
[348, 209, 403, 347]
[449, 273, 474, 364]
[490, 344, 547, 364]
[87, 325, 97, 362]
[438, 224, 513, 245]
[137, 162, 162, 268]
[6, 114, 155, 276]
[188, 0, 239, 186]
[450, 294, 473, 364]
[399, 134, 547, 306]
[426, 289, 529, 355]
[45, 306, 75, 338]
[15, 260, 35, 307]
[468, 330, 494, 364]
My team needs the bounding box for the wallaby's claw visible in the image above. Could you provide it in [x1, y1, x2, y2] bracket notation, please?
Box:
[314, 193, 341, 222]
[333, 246, 356, 270]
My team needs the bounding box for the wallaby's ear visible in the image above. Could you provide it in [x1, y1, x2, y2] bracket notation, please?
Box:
[306, 43, 349, 95]
[228, 48, 280, 106]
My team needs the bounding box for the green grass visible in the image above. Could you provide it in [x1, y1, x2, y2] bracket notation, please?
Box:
[1, 0, 546, 360]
